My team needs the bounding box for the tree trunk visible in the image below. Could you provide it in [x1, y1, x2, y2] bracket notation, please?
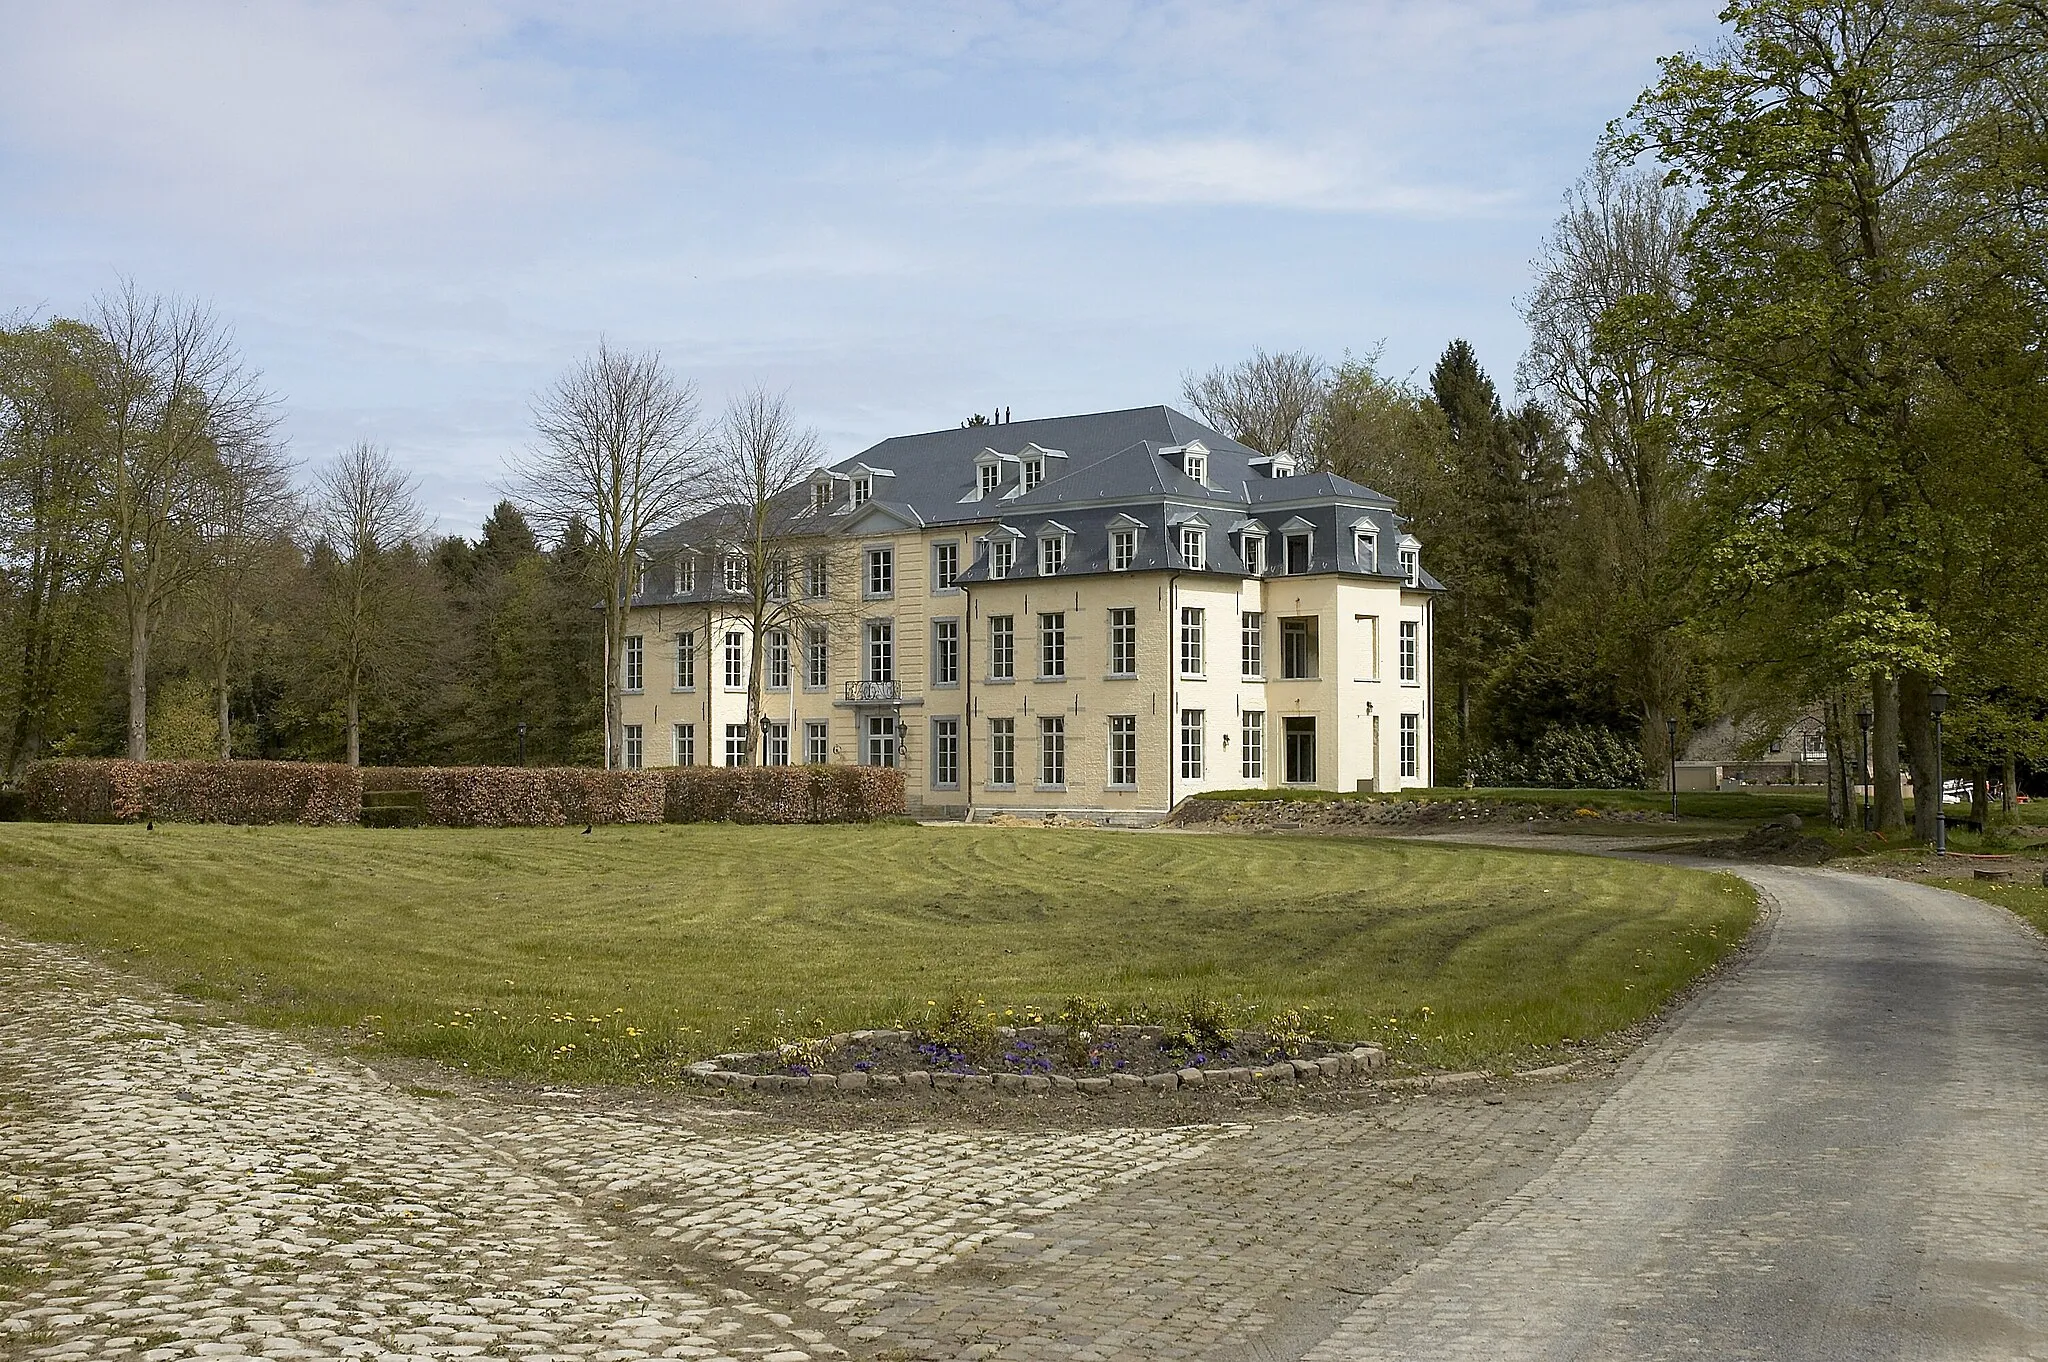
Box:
[346, 674, 361, 768]
[1899, 670, 1940, 843]
[1971, 769, 1989, 830]
[2003, 752, 2018, 815]
[1872, 671, 1905, 831]
[216, 650, 233, 762]
[127, 605, 151, 762]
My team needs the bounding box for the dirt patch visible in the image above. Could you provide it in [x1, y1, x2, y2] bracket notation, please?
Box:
[1693, 820, 1838, 865]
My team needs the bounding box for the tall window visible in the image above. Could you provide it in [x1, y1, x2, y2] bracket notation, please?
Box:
[1400, 547, 1419, 586]
[1181, 527, 1205, 570]
[933, 542, 960, 590]
[931, 718, 960, 788]
[864, 714, 896, 767]
[673, 555, 695, 594]
[1281, 617, 1318, 680]
[989, 615, 1015, 680]
[1179, 607, 1204, 677]
[1179, 709, 1204, 780]
[1038, 612, 1066, 679]
[723, 555, 746, 592]
[1022, 457, 1044, 491]
[1400, 713, 1419, 778]
[1108, 608, 1137, 677]
[1038, 535, 1064, 575]
[865, 547, 893, 598]
[623, 635, 644, 691]
[723, 632, 744, 689]
[989, 718, 1016, 786]
[865, 620, 894, 683]
[1242, 535, 1264, 576]
[673, 723, 695, 767]
[933, 618, 961, 685]
[674, 632, 696, 690]
[1285, 533, 1311, 574]
[1108, 715, 1138, 788]
[979, 462, 1001, 498]
[811, 481, 832, 513]
[804, 625, 828, 689]
[622, 723, 643, 769]
[1184, 450, 1207, 484]
[766, 555, 790, 600]
[804, 720, 829, 765]
[764, 721, 790, 767]
[1355, 531, 1378, 570]
[1111, 528, 1136, 571]
[1039, 716, 1066, 787]
[765, 629, 791, 690]
[1241, 711, 1265, 780]
[1399, 620, 1419, 683]
[1241, 612, 1263, 678]
[804, 553, 828, 598]
[1285, 717, 1317, 783]
[851, 475, 871, 507]
[990, 538, 1015, 579]
[724, 723, 749, 767]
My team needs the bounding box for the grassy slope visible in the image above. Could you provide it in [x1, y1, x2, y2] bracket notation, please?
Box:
[0, 823, 1755, 1081]
[1937, 879, 2048, 937]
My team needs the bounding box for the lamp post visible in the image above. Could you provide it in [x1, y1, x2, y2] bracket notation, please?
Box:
[758, 711, 773, 767]
[1929, 684, 1949, 854]
[1666, 716, 1679, 819]
[1856, 705, 1871, 832]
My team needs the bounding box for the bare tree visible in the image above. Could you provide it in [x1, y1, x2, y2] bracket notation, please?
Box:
[312, 442, 426, 767]
[191, 437, 297, 759]
[1180, 349, 1327, 457]
[512, 341, 705, 767]
[92, 283, 277, 760]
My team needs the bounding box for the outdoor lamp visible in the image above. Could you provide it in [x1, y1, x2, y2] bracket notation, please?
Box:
[1856, 706, 1872, 832]
[1929, 684, 1950, 855]
[1665, 716, 1679, 819]
[1929, 685, 1949, 717]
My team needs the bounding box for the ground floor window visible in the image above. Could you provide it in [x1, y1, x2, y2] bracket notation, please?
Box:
[1039, 716, 1066, 788]
[622, 723, 643, 769]
[1284, 716, 1316, 784]
[724, 723, 750, 767]
[805, 720, 829, 765]
[932, 718, 960, 788]
[1179, 709, 1204, 781]
[1242, 710, 1264, 781]
[1400, 713, 1419, 779]
[1107, 714, 1137, 788]
[988, 718, 1016, 787]
[764, 721, 789, 767]
[865, 715, 898, 768]
[673, 723, 695, 766]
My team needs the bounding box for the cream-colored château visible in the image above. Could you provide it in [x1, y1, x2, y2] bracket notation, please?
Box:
[615, 406, 1437, 820]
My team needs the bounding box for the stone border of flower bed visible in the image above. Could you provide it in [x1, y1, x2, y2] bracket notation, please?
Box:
[685, 1028, 1387, 1096]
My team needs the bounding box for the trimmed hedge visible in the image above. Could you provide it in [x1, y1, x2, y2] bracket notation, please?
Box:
[362, 764, 905, 826]
[21, 759, 362, 825]
[663, 765, 904, 824]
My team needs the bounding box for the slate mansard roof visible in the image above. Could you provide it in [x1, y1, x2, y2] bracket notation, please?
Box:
[632, 405, 1440, 606]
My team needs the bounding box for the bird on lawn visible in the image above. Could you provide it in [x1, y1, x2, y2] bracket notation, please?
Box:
[146, 820, 154, 832]
[582, 824, 592, 835]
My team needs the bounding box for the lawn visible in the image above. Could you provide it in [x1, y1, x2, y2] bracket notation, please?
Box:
[0, 822, 1756, 1082]
[1947, 878, 2048, 937]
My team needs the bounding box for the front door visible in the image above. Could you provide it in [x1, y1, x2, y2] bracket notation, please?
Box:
[1284, 716, 1316, 784]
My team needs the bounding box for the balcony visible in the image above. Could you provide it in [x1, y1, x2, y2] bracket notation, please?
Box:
[837, 679, 921, 707]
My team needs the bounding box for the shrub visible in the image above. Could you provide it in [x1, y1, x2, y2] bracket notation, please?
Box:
[1469, 725, 1648, 790]
[21, 759, 361, 825]
[355, 763, 905, 826]
[662, 765, 904, 824]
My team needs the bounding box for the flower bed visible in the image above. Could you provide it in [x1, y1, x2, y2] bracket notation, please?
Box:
[689, 1024, 1387, 1096]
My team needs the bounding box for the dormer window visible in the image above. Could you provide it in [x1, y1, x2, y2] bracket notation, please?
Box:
[1284, 532, 1312, 574]
[1184, 450, 1207, 485]
[1022, 457, 1044, 492]
[723, 555, 747, 592]
[1354, 530, 1378, 571]
[634, 558, 648, 596]
[811, 481, 833, 513]
[1270, 454, 1294, 478]
[979, 462, 1002, 499]
[851, 475, 871, 507]
[1181, 527, 1206, 571]
[673, 554, 696, 594]
[1242, 534, 1265, 576]
[1110, 528, 1137, 571]
[1038, 534, 1064, 576]
[990, 538, 1015, 579]
[1400, 546, 1419, 587]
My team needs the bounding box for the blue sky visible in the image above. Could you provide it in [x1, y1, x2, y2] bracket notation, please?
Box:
[0, 2, 1721, 533]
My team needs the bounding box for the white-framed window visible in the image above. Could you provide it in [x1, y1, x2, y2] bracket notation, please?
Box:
[1108, 607, 1137, 677]
[804, 720, 829, 765]
[1038, 715, 1066, 788]
[933, 618, 961, 685]
[989, 614, 1015, 680]
[1400, 713, 1419, 778]
[1241, 612, 1263, 678]
[723, 631, 745, 689]
[979, 462, 1002, 499]
[1038, 535, 1064, 576]
[1281, 617, 1318, 680]
[1242, 534, 1264, 576]
[1355, 530, 1378, 571]
[1242, 711, 1264, 780]
[673, 722, 695, 767]
[865, 546, 894, 598]
[804, 625, 828, 689]
[766, 555, 790, 600]
[1181, 527, 1205, 570]
[864, 714, 897, 767]
[723, 555, 746, 592]
[1400, 547, 1419, 586]
[988, 717, 1016, 787]
[1108, 714, 1138, 788]
[623, 635, 644, 692]
[1284, 532, 1312, 574]
[724, 723, 749, 767]
[1179, 709, 1204, 781]
[634, 559, 648, 596]
[1111, 528, 1136, 571]
[622, 723, 643, 769]
[931, 718, 960, 789]
[933, 541, 960, 591]
[1359, 615, 1381, 680]
[851, 475, 871, 507]
[990, 538, 1015, 579]
[1038, 612, 1065, 679]
[764, 721, 790, 767]
[673, 555, 695, 594]
[1184, 450, 1207, 485]
[1179, 606, 1204, 677]
[805, 553, 828, 599]
[811, 480, 833, 513]
[1399, 620, 1419, 683]
[865, 620, 894, 683]
[1285, 716, 1317, 783]
[766, 629, 791, 690]
[1022, 457, 1044, 491]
